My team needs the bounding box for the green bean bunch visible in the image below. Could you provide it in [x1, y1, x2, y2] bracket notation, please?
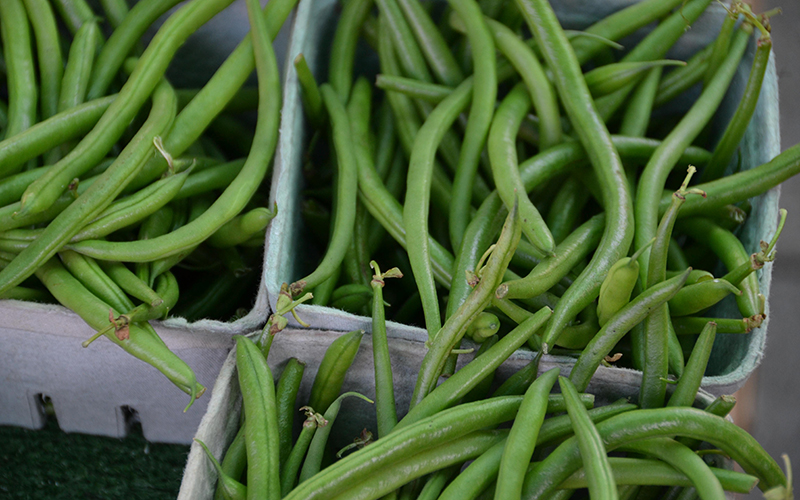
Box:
[207, 0, 796, 497]
[290, 0, 787, 388]
[0, 0, 297, 403]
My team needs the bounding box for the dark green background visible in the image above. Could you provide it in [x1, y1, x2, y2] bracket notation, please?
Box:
[0, 415, 189, 499]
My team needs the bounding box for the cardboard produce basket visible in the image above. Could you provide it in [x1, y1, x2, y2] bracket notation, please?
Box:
[263, 0, 780, 397]
[179, 0, 780, 495]
[0, 3, 293, 445]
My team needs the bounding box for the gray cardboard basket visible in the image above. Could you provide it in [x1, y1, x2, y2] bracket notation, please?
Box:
[263, 0, 781, 396]
[0, 0, 292, 445]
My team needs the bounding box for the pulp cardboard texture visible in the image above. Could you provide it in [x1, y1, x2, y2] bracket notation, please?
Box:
[263, 0, 780, 397]
[0, 1, 292, 444]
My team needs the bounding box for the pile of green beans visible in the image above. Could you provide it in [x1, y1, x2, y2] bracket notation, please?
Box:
[209, 236, 788, 500]
[288, 0, 790, 396]
[195, 0, 796, 497]
[0, 0, 297, 404]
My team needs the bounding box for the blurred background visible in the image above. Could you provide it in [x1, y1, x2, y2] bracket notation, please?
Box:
[736, 0, 800, 488]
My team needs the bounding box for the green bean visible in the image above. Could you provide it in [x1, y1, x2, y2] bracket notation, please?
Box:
[446, 193, 504, 319]
[417, 466, 460, 500]
[0, 80, 177, 296]
[446, 0, 496, 250]
[375, 74, 452, 103]
[66, 2, 281, 265]
[705, 9, 739, 85]
[291, 85, 358, 294]
[546, 176, 590, 245]
[466, 312, 500, 343]
[438, 401, 637, 500]
[309, 268, 339, 307]
[517, 0, 634, 354]
[308, 330, 364, 414]
[235, 334, 280, 500]
[634, 24, 751, 281]
[0, 286, 51, 302]
[400, 306, 551, 428]
[672, 316, 755, 335]
[280, 412, 320, 496]
[460, 334, 499, 403]
[619, 66, 662, 137]
[375, 0, 433, 82]
[663, 141, 800, 219]
[560, 376, 618, 500]
[668, 321, 716, 407]
[439, 438, 507, 500]
[156, 0, 295, 168]
[488, 83, 554, 254]
[22, 0, 62, 121]
[276, 358, 306, 468]
[370, 262, 401, 437]
[298, 392, 373, 484]
[21, 0, 236, 217]
[570, 269, 691, 391]
[486, 18, 561, 149]
[87, 0, 184, 99]
[668, 279, 741, 317]
[116, 270, 178, 324]
[73, 169, 191, 242]
[173, 159, 245, 200]
[585, 60, 685, 98]
[294, 54, 324, 128]
[702, 25, 772, 182]
[520, 407, 786, 498]
[0, 95, 115, 176]
[653, 45, 714, 109]
[559, 457, 757, 494]
[568, 0, 687, 64]
[215, 426, 247, 500]
[498, 213, 604, 301]
[410, 204, 520, 407]
[50, 0, 97, 34]
[329, 0, 374, 101]
[287, 396, 523, 500]
[195, 438, 247, 500]
[37, 257, 203, 402]
[640, 168, 702, 408]
[99, 260, 162, 307]
[330, 284, 372, 311]
[59, 250, 133, 313]
[678, 394, 737, 451]
[99, 0, 129, 27]
[617, 438, 725, 500]
[330, 431, 506, 500]
[397, 0, 463, 86]
[0, 0, 38, 146]
[404, 79, 472, 335]
[377, 14, 424, 154]
[0, 101, 8, 137]
[495, 368, 559, 500]
[207, 206, 276, 248]
[58, 20, 100, 114]
[593, 0, 716, 122]
[596, 241, 653, 328]
[373, 99, 397, 181]
[667, 318, 685, 378]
